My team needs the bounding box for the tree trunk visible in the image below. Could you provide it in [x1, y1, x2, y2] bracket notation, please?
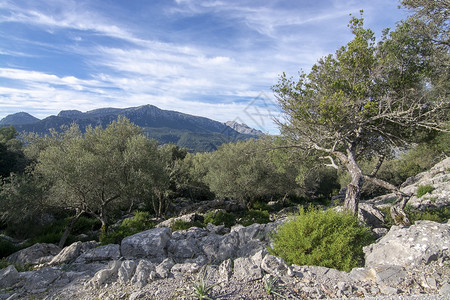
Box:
[344, 150, 364, 215]
[58, 210, 83, 248]
[363, 175, 411, 226]
[390, 192, 411, 225]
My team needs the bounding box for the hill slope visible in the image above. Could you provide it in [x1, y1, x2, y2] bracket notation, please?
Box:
[0, 105, 260, 152]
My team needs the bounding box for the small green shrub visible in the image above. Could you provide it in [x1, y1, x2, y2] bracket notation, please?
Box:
[100, 211, 155, 245]
[204, 211, 236, 228]
[269, 206, 375, 272]
[0, 258, 33, 272]
[71, 216, 101, 234]
[240, 210, 270, 226]
[416, 185, 434, 198]
[170, 219, 204, 232]
[0, 239, 19, 258]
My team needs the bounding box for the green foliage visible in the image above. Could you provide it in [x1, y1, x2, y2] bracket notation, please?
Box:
[382, 206, 450, 227]
[240, 210, 270, 227]
[100, 211, 155, 245]
[204, 211, 236, 228]
[416, 185, 435, 198]
[0, 126, 26, 177]
[0, 258, 33, 272]
[269, 206, 374, 272]
[170, 219, 204, 232]
[0, 239, 19, 258]
[189, 269, 216, 300]
[202, 138, 299, 208]
[263, 276, 286, 299]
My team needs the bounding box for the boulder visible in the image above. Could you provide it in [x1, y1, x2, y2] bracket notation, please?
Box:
[0, 265, 19, 288]
[131, 260, 156, 288]
[87, 260, 122, 289]
[233, 257, 263, 281]
[364, 220, 450, 267]
[156, 213, 204, 228]
[261, 254, 290, 277]
[75, 244, 120, 263]
[49, 241, 98, 265]
[358, 203, 385, 228]
[7, 243, 60, 265]
[118, 260, 137, 284]
[121, 227, 171, 262]
[22, 266, 65, 293]
[155, 258, 174, 279]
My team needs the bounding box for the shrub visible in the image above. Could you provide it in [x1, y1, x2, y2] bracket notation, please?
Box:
[416, 185, 434, 198]
[100, 211, 155, 245]
[204, 211, 236, 228]
[240, 210, 270, 226]
[269, 206, 374, 272]
[170, 219, 204, 232]
[0, 239, 19, 258]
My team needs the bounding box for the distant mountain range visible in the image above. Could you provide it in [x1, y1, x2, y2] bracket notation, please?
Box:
[0, 105, 263, 152]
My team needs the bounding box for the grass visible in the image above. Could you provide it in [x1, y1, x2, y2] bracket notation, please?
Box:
[189, 269, 216, 300]
[416, 184, 434, 198]
[263, 275, 286, 299]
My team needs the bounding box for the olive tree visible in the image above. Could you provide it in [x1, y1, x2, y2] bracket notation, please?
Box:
[273, 13, 449, 222]
[34, 117, 163, 246]
[202, 137, 299, 208]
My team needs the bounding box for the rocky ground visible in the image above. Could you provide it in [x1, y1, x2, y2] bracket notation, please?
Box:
[0, 158, 449, 300]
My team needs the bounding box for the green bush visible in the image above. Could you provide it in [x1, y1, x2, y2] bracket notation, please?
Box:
[170, 219, 204, 232]
[269, 206, 375, 272]
[382, 206, 450, 227]
[204, 211, 236, 228]
[0, 239, 19, 258]
[416, 185, 435, 198]
[100, 211, 155, 245]
[240, 210, 270, 226]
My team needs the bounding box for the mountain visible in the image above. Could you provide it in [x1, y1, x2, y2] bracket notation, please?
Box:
[0, 105, 261, 152]
[0, 112, 40, 126]
[225, 121, 264, 136]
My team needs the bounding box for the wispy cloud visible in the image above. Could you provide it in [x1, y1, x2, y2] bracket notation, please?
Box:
[0, 0, 407, 134]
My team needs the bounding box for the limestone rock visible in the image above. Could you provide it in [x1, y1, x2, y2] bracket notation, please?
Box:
[233, 257, 263, 281]
[87, 260, 122, 289]
[118, 260, 137, 284]
[261, 254, 290, 277]
[218, 259, 233, 282]
[121, 227, 171, 262]
[156, 213, 204, 228]
[358, 203, 385, 228]
[364, 220, 450, 267]
[155, 258, 174, 279]
[0, 265, 19, 288]
[49, 241, 98, 265]
[75, 244, 120, 263]
[131, 260, 156, 287]
[7, 243, 60, 265]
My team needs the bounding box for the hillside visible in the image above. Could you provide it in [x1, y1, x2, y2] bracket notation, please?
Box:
[0, 105, 261, 152]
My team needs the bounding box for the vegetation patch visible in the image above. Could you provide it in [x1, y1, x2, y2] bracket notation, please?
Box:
[240, 209, 270, 226]
[170, 219, 204, 232]
[100, 211, 155, 245]
[204, 211, 236, 228]
[416, 185, 435, 198]
[269, 206, 374, 272]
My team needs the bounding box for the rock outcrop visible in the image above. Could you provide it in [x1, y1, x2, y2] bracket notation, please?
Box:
[364, 220, 450, 267]
[0, 217, 449, 299]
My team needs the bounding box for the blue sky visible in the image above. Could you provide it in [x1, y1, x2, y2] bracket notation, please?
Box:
[0, 0, 408, 133]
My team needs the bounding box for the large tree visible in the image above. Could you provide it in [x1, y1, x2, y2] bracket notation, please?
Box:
[34, 117, 163, 246]
[273, 11, 449, 222]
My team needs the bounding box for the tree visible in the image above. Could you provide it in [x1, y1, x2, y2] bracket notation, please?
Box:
[0, 126, 27, 177]
[273, 13, 449, 222]
[202, 138, 299, 208]
[33, 117, 163, 246]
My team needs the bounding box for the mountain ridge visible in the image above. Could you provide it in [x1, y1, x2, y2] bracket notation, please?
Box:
[0, 105, 262, 152]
